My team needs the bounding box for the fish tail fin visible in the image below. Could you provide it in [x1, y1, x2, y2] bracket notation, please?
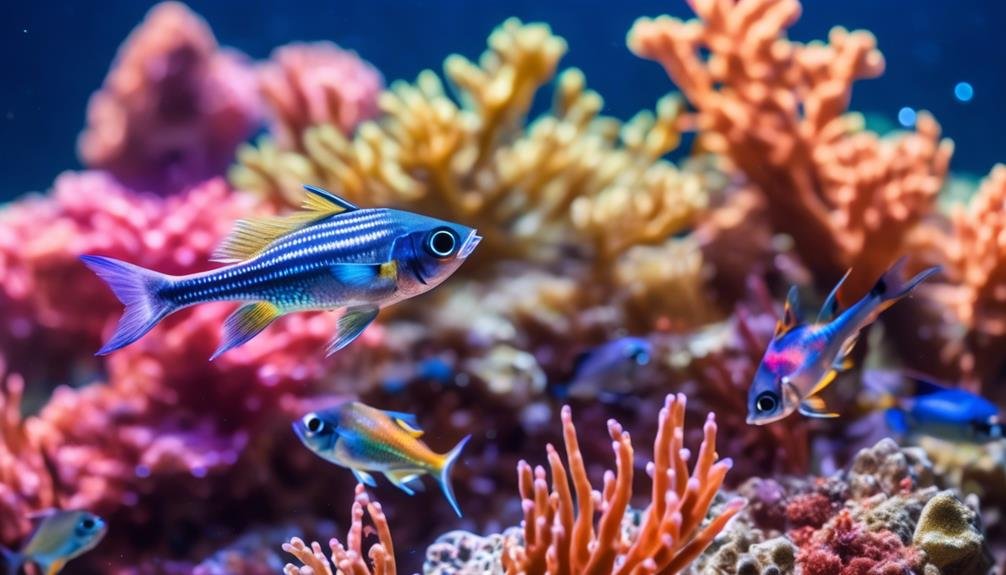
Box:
[437, 434, 471, 518]
[80, 255, 176, 355]
[871, 258, 941, 310]
[0, 545, 22, 575]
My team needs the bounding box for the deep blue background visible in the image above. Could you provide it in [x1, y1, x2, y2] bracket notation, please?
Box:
[2, 1, 1003, 199]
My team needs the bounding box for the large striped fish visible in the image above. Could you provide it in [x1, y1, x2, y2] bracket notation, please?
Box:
[81, 185, 481, 359]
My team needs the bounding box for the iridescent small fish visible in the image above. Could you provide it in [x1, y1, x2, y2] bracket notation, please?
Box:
[558, 337, 652, 400]
[1, 510, 106, 575]
[883, 375, 1003, 444]
[82, 185, 481, 359]
[747, 258, 940, 425]
[292, 402, 470, 517]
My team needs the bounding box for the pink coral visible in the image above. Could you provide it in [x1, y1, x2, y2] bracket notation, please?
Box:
[0, 172, 258, 381]
[259, 42, 383, 150]
[77, 2, 261, 194]
[797, 510, 921, 575]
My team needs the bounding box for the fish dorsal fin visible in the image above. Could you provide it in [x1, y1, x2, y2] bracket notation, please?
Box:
[817, 269, 851, 323]
[211, 185, 358, 263]
[386, 411, 424, 437]
[774, 286, 802, 337]
[904, 373, 950, 396]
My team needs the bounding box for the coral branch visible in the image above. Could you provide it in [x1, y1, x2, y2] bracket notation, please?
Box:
[628, 0, 952, 298]
[78, 2, 261, 194]
[283, 484, 396, 575]
[501, 394, 745, 574]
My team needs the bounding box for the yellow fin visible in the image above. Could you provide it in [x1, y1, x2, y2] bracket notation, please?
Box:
[799, 395, 839, 418]
[394, 417, 424, 438]
[211, 185, 358, 263]
[808, 369, 838, 397]
[46, 560, 67, 575]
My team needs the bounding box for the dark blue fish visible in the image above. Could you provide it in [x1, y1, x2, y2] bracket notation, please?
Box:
[82, 185, 481, 359]
[557, 337, 652, 400]
[885, 375, 1003, 444]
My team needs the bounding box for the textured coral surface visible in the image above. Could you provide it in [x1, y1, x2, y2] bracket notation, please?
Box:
[1, 0, 1002, 573]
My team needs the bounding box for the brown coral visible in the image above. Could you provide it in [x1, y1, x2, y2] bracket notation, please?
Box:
[628, 0, 952, 299]
[501, 393, 745, 574]
[283, 484, 396, 575]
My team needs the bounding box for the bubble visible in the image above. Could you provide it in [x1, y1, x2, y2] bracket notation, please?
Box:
[953, 81, 974, 102]
[897, 107, 917, 128]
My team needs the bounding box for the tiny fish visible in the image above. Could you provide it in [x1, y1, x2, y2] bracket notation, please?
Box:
[747, 258, 940, 425]
[884, 375, 1003, 444]
[558, 337, 652, 400]
[82, 185, 481, 359]
[1, 510, 106, 575]
[292, 402, 470, 517]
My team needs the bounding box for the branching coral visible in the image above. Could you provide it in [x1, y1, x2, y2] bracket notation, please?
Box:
[282, 484, 396, 575]
[259, 42, 383, 153]
[78, 2, 261, 194]
[501, 393, 745, 574]
[628, 0, 953, 298]
[943, 164, 1006, 390]
[232, 19, 710, 279]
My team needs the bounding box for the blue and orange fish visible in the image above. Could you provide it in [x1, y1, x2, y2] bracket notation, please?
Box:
[747, 259, 940, 425]
[82, 185, 480, 359]
[880, 374, 1003, 444]
[1, 510, 106, 575]
[292, 402, 470, 517]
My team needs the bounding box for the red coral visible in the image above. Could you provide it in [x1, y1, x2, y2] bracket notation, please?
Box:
[77, 2, 261, 194]
[797, 510, 921, 575]
[259, 42, 383, 150]
[0, 172, 259, 381]
[787, 492, 836, 528]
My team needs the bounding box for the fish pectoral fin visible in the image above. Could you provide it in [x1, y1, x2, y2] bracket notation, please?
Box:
[385, 469, 426, 496]
[330, 263, 383, 287]
[799, 396, 840, 419]
[327, 305, 379, 356]
[807, 370, 839, 398]
[210, 185, 356, 264]
[351, 468, 378, 487]
[384, 411, 424, 437]
[43, 559, 66, 575]
[211, 302, 282, 360]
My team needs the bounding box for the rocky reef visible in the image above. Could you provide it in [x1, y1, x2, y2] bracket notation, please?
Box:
[0, 0, 1003, 573]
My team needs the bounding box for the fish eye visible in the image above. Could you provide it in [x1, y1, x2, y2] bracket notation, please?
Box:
[304, 414, 324, 434]
[755, 392, 778, 413]
[426, 228, 458, 258]
[631, 348, 650, 366]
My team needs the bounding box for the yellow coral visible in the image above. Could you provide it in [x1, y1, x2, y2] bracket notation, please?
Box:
[231, 19, 709, 274]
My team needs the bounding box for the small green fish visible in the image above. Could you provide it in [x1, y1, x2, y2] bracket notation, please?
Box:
[292, 402, 470, 517]
[1, 510, 107, 575]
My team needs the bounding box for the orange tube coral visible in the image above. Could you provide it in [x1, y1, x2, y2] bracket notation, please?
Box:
[628, 0, 952, 298]
[502, 394, 745, 574]
[282, 484, 396, 575]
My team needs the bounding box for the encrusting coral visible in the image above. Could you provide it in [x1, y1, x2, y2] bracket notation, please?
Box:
[627, 0, 953, 300]
[77, 2, 261, 194]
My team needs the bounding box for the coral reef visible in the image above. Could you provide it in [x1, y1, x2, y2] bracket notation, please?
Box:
[78, 2, 261, 194]
[913, 491, 991, 574]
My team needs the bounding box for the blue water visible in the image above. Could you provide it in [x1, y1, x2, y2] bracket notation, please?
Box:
[2, 0, 1003, 198]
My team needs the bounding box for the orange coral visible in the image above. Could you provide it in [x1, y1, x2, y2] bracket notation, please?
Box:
[502, 393, 745, 574]
[628, 0, 952, 298]
[282, 484, 396, 575]
[945, 164, 1006, 389]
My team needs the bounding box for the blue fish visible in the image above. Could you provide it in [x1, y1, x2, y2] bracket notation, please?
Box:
[81, 185, 481, 359]
[1, 510, 107, 575]
[557, 337, 652, 400]
[292, 402, 470, 517]
[885, 375, 1003, 444]
[747, 258, 940, 424]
